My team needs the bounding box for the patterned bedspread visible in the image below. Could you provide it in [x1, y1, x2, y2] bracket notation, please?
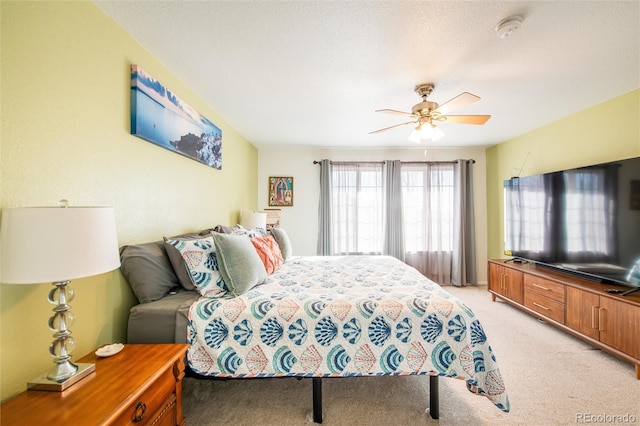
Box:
[187, 255, 510, 412]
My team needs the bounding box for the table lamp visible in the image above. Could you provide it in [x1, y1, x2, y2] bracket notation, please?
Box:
[240, 210, 267, 230]
[0, 201, 120, 391]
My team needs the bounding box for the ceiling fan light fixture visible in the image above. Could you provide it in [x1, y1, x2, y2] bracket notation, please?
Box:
[372, 83, 488, 142]
[420, 123, 435, 140]
[431, 126, 445, 141]
[408, 123, 445, 143]
[409, 127, 422, 144]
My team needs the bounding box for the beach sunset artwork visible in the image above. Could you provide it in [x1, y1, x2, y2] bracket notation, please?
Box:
[130, 65, 222, 169]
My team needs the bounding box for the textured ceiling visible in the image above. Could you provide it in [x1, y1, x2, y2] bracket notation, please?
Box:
[94, 1, 639, 149]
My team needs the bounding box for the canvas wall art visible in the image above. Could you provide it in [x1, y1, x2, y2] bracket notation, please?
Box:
[130, 65, 222, 169]
[268, 177, 293, 206]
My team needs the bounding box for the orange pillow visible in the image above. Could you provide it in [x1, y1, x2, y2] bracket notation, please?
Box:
[250, 235, 284, 275]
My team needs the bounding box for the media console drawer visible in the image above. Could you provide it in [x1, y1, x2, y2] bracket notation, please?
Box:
[524, 290, 565, 323]
[524, 275, 565, 303]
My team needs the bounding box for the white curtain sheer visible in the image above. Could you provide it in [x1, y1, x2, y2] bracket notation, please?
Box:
[331, 162, 384, 255]
[401, 163, 455, 284]
[317, 159, 476, 286]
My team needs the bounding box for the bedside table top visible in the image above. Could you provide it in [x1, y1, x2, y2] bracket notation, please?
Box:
[1, 343, 189, 426]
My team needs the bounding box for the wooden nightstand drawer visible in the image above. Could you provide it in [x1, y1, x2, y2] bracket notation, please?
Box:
[149, 393, 178, 426]
[525, 290, 565, 324]
[524, 275, 565, 303]
[115, 368, 176, 425]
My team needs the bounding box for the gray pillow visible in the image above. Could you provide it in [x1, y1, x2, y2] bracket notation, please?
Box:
[212, 233, 267, 296]
[163, 233, 204, 290]
[269, 227, 292, 260]
[119, 241, 180, 303]
[207, 225, 240, 235]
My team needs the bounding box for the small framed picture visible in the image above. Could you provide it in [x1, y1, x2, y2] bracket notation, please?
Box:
[264, 208, 281, 228]
[268, 177, 294, 206]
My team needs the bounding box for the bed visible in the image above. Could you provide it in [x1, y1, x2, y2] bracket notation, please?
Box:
[121, 227, 510, 422]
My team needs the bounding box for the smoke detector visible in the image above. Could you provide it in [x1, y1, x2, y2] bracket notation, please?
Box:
[495, 16, 523, 39]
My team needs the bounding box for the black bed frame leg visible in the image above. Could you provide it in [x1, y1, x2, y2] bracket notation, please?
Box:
[429, 375, 440, 419]
[312, 378, 323, 423]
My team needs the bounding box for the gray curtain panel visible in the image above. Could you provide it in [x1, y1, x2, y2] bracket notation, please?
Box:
[383, 160, 405, 261]
[452, 159, 477, 286]
[317, 159, 333, 255]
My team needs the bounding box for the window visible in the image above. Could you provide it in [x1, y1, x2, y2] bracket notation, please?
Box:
[331, 163, 384, 254]
[330, 162, 456, 256]
[322, 159, 475, 285]
[401, 163, 455, 253]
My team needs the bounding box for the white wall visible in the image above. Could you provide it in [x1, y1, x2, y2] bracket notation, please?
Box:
[258, 146, 489, 283]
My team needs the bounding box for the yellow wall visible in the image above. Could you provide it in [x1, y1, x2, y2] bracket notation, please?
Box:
[486, 89, 640, 260]
[0, 2, 257, 400]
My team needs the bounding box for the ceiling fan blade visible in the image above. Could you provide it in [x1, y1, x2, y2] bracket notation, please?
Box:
[432, 92, 480, 115]
[369, 120, 416, 134]
[375, 108, 415, 117]
[438, 115, 491, 125]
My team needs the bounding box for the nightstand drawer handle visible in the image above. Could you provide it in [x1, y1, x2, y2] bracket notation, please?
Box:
[133, 401, 146, 423]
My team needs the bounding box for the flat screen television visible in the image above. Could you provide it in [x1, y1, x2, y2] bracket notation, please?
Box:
[503, 156, 640, 293]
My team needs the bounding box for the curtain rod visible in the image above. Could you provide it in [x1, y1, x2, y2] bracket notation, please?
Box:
[313, 159, 475, 165]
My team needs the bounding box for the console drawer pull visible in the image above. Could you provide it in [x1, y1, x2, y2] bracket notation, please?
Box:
[591, 306, 599, 329]
[532, 283, 550, 291]
[532, 302, 550, 311]
[133, 401, 146, 423]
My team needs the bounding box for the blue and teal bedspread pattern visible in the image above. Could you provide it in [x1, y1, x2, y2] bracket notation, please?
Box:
[187, 255, 509, 412]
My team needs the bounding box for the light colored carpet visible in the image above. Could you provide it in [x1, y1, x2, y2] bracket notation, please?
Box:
[182, 285, 640, 425]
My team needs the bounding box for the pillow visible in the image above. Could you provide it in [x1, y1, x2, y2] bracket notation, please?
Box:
[163, 233, 203, 290]
[269, 227, 292, 260]
[119, 241, 181, 303]
[212, 233, 267, 296]
[164, 235, 228, 297]
[233, 225, 268, 238]
[207, 225, 240, 235]
[250, 235, 284, 275]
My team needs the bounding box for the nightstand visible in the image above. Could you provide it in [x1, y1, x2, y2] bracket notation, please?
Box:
[1, 343, 189, 425]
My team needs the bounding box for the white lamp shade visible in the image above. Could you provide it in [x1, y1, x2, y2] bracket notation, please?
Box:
[1, 207, 120, 284]
[239, 210, 267, 229]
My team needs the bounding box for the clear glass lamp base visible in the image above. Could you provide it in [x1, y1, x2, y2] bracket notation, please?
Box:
[27, 279, 97, 391]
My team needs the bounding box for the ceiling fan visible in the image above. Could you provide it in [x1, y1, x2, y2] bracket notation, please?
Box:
[370, 84, 491, 142]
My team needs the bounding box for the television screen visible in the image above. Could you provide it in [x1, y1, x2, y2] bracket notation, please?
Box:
[503, 156, 640, 287]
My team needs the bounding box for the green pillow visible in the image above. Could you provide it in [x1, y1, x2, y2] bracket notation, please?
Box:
[269, 227, 292, 260]
[212, 233, 267, 296]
